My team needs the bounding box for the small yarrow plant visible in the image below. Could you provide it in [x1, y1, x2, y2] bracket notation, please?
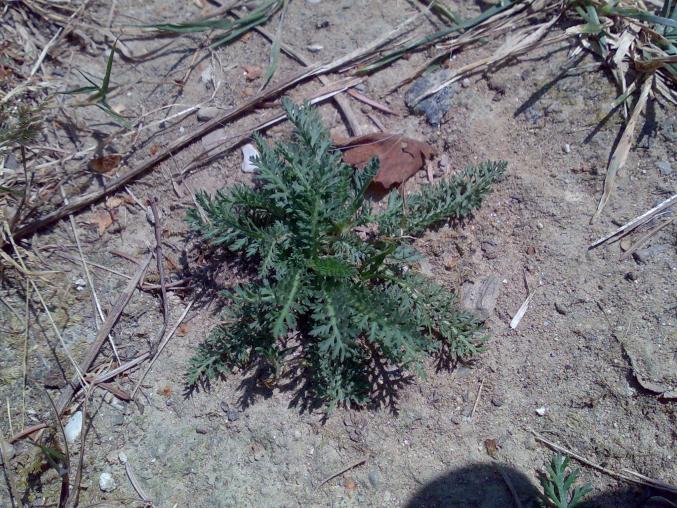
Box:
[540, 454, 593, 508]
[186, 98, 506, 409]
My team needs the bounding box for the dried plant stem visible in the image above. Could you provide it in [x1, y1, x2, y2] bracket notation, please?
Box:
[317, 457, 367, 487]
[0, 438, 18, 508]
[148, 198, 168, 357]
[56, 253, 153, 416]
[21, 283, 30, 431]
[62, 186, 122, 364]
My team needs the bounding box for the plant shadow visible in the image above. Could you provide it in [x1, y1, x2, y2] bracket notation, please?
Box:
[404, 462, 675, 508]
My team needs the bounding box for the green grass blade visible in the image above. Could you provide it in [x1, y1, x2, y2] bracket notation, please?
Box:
[260, 0, 288, 90]
[603, 6, 677, 28]
[100, 40, 117, 97]
[357, 0, 516, 75]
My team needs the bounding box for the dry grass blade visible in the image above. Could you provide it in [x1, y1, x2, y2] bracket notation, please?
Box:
[409, 15, 562, 105]
[591, 74, 653, 223]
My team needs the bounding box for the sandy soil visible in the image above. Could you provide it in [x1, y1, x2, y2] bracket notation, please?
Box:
[1, 0, 675, 507]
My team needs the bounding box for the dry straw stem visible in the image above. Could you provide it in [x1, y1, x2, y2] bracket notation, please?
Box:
[531, 429, 677, 494]
[589, 193, 677, 248]
[180, 76, 363, 176]
[619, 216, 674, 260]
[409, 14, 564, 104]
[56, 253, 153, 416]
[591, 74, 653, 222]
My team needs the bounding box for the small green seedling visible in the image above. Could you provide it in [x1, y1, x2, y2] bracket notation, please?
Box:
[540, 454, 593, 508]
[61, 41, 128, 127]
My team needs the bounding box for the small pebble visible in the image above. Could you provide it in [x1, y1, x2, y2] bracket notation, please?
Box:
[99, 472, 116, 492]
[306, 0, 321, 3]
[537, 222, 544, 230]
[315, 20, 330, 29]
[656, 160, 673, 176]
[227, 409, 240, 422]
[64, 411, 83, 443]
[307, 44, 323, 53]
[554, 302, 567, 315]
[625, 272, 638, 282]
[368, 470, 382, 488]
[525, 435, 538, 450]
[196, 425, 209, 434]
[241, 143, 259, 173]
[491, 394, 505, 407]
[461, 78, 470, 88]
[118, 451, 128, 464]
[563, 143, 571, 153]
[535, 406, 546, 416]
[196, 107, 219, 122]
[74, 278, 86, 287]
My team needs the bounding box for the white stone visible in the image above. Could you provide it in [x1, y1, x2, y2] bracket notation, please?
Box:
[307, 44, 323, 53]
[241, 144, 260, 173]
[99, 472, 116, 492]
[535, 406, 546, 416]
[64, 411, 83, 443]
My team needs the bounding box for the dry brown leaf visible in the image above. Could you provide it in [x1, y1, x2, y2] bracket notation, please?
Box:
[157, 385, 172, 396]
[106, 196, 134, 208]
[484, 438, 498, 459]
[86, 209, 115, 235]
[343, 478, 357, 491]
[178, 323, 189, 336]
[149, 144, 161, 156]
[243, 65, 262, 81]
[89, 154, 121, 174]
[338, 133, 435, 191]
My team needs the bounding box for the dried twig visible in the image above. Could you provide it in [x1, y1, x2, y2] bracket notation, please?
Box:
[56, 254, 153, 416]
[44, 390, 70, 508]
[66, 396, 88, 508]
[317, 457, 368, 487]
[148, 198, 168, 357]
[8, 422, 48, 444]
[470, 378, 484, 418]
